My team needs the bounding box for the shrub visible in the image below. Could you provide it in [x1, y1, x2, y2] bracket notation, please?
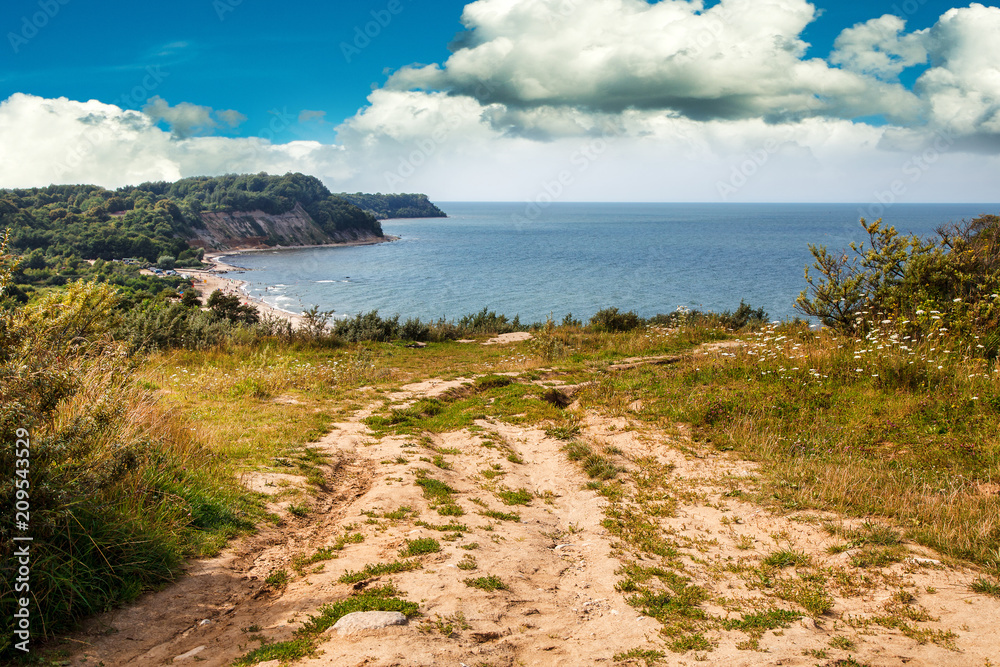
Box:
[589, 307, 642, 332]
[0, 278, 256, 658]
[796, 215, 1000, 343]
[333, 310, 399, 342]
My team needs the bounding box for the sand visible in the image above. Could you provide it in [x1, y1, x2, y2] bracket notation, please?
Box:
[59, 351, 1000, 666]
[179, 253, 307, 328]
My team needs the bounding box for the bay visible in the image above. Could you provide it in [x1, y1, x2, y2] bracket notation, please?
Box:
[223, 202, 998, 323]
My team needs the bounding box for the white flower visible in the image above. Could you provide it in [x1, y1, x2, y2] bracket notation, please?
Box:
[916, 310, 926, 315]
[953, 298, 962, 303]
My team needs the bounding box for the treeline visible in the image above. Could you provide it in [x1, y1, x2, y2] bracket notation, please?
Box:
[0, 173, 383, 264]
[338, 192, 446, 219]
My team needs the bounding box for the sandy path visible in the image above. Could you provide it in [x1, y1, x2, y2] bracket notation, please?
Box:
[59, 368, 1000, 666]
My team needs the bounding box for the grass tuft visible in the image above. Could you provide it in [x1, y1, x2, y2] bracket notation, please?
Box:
[464, 575, 508, 592]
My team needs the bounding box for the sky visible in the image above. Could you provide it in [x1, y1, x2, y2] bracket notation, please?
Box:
[1, 0, 999, 203]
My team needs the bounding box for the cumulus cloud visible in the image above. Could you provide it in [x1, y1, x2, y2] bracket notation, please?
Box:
[0, 94, 353, 188]
[142, 96, 247, 137]
[830, 15, 928, 79]
[917, 3, 1000, 141]
[388, 0, 921, 125]
[3, 1, 1000, 202]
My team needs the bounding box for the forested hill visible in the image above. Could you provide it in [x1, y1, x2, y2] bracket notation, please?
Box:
[0, 173, 405, 262]
[338, 192, 447, 219]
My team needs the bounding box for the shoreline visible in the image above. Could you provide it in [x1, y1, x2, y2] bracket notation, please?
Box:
[206, 234, 400, 265]
[183, 235, 400, 329]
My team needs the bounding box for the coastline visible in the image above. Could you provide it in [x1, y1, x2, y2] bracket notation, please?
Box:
[180, 235, 398, 328]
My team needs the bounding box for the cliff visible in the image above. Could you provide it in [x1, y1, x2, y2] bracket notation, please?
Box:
[189, 202, 383, 250]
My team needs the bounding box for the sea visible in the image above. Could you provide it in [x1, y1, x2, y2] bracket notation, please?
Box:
[221, 202, 998, 324]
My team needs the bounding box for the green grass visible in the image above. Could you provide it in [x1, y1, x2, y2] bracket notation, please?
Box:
[762, 549, 811, 568]
[265, 569, 289, 588]
[479, 509, 521, 522]
[563, 441, 620, 480]
[722, 608, 802, 633]
[399, 537, 441, 557]
[291, 534, 364, 575]
[495, 487, 533, 505]
[577, 322, 1000, 568]
[464, 575, 508, 592]
[970, 577, 1000, 597]
[614, 648, 665, 665]
[383, 506, 417, 520]
[415, 520, 468, 532]
[338, 560, 422, 584]
[233, 636, 315, 665]
[234, 584, 418, 666]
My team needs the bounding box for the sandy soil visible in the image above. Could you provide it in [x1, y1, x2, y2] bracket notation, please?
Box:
[59, 358, 1000, 667]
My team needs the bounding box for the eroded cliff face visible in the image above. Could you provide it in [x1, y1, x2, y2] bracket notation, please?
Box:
[188, 202, 381, 250]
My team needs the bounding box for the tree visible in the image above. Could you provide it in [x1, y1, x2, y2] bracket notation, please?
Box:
[796, 215, 1000, 345]
[206, 289, 259, 325]
[157, 255, 176, 270]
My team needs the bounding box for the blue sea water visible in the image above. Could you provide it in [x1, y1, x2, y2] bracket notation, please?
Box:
[222, 202, 998, 323]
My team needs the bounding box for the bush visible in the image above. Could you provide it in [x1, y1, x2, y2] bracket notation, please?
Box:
[333, 310, 399, 342]
[589, 307, 642, 332]
[719, 300, 769, 330]
[400, 317, 430, 341]
[0, 277, 256, 658]
[796, 215, 1000, 342]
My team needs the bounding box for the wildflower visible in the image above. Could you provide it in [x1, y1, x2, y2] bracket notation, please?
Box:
[916, 310, 926, 315]
[953, 298, 962, 303]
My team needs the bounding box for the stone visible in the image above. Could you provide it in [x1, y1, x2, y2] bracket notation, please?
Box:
[331, 611, 407, 635]
[174, 645, 207, 661]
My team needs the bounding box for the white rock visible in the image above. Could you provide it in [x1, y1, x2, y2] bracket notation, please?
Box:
[174, 645, 207, 660]
[331, 611, 407, 635]
[908, 557, 942, 566]
[198, 619, 212, 626]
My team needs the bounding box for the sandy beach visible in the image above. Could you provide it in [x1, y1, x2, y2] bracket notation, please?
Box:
[177, 236, 400, 328]
[179, 253, 307, 328]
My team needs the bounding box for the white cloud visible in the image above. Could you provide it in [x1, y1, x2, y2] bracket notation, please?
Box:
[2, 1, 1000, 202]
[917, 2, 1000, 141]
[831, 15, 928, 79]
[389, 0, 922, 124]
[0, 94, 353, 188]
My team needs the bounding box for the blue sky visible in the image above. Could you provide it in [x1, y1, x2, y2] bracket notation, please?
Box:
[2, 0, 999, 202]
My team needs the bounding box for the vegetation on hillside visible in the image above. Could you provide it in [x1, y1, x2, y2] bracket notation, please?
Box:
[338, 192, 447, 219]
[1, 212, 999, 662]
[0, 173, 384, 264]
